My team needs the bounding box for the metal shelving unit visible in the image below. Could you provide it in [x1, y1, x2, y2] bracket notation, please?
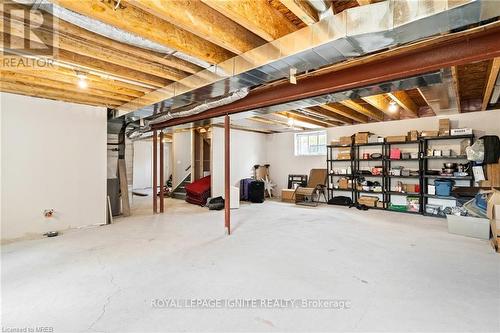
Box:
[354, 142, 386, 208]
[384, 140, 422, 213]
[326, 134, 475, 218]
[326, 144, 354, 202]
[421, 134, 474, 217]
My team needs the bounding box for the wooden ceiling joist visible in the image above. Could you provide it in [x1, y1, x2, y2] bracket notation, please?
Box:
[58, 22, 203, 75]
[339, 100, 384, 121]
[387, 91, 419, 116]
[127, 0, 265, 54]
[56, 49, 171, 88]
[482, 57, 500, 110]
[279, 111, 330, 127]
[20, 69, 148, 98]
[1, 2, 203, 75]
[201, 0, 297, 41]
[250, 115, 306, 130]
[32, 72, 145, 99]
[305, 107, 353, 124]
[249, 116, 279, 125]
[361, 94, 398, 119]
[0, 55, 151, 97]
[213, 123, 274, 134]
[278, 0, 319, 26]
[54, 0, 234, 64]
[318, 104, 368, 123]
[0, 71, 133, 103]
[2, 33, 171, 88]
[0, 81, 124, 107]
[1, 17, 189, 82]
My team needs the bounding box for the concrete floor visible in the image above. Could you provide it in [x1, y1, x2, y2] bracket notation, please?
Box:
[2, 197, 500, 332]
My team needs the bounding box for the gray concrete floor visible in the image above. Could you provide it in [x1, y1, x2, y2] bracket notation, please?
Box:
[2, 197, 500, 332]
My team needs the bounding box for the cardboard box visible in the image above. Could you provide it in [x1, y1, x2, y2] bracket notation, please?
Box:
[339, 136, 352, 145]
[403, 184, 417, 193]
[479, 180, 491, 187]
[490, 219, 499, 253]
[337, 153, 351, 160]
[486, 161, 500, 187]
[408, 130, 419, 141]
[386, 135, 407, 143]
[338, 178, 349, 189]
[281, 189, 295, 202]
[439, 118, 450, 135]
[421, 130, 439, 137]
[376, 201, 385, 208]
[358, 196, 378, 207]
[355, 132, 369, 144]
[487, 189, 500, 220]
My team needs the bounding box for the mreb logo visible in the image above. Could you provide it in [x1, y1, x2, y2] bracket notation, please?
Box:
[1, 1, 58, 57]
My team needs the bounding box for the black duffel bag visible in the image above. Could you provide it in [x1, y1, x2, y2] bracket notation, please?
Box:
[207, 196, 225, 210]
[328, 196, 352, 206]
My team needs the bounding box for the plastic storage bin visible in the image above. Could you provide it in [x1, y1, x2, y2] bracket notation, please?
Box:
[434, 179, 454, 196]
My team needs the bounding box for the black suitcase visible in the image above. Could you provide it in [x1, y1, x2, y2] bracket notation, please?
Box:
[248, 180, 265, 203]
[240, 178, 253, 200]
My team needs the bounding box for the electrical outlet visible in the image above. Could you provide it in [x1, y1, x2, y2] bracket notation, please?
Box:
[43, 209, 54, 218]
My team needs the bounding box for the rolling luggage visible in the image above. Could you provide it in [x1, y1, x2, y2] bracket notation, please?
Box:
[240, 178, 253, 200]
[248, 180, 265, 203]
[240, 178, 265, 203]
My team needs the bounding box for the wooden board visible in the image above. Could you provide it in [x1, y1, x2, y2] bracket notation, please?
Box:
[118, 159, 131, 217]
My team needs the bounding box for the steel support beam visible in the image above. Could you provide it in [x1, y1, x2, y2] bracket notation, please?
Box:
[224, 114, 231, 235]
[152, 130, 158, 213]
[159, 131, 164, 213]
[151, 24, 500, 130]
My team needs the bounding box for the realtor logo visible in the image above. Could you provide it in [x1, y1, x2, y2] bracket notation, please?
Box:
[1, 1, 58, 59]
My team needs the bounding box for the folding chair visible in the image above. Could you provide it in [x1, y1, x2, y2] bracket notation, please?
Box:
[294, 169, 327, 206]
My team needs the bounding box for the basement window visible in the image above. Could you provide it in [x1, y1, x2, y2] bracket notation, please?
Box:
[294, 131, 327, 156]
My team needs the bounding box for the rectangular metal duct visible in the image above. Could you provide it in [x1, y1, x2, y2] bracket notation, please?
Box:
[114, 0, 499, 123]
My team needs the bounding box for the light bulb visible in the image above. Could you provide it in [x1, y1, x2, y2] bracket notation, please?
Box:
[287, 118, 295, 127]
[388, 101, 398, 113]
[78, 78, 88, 89]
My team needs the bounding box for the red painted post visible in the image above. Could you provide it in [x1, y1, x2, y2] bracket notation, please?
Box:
[224, 115, 231, 235]
[159, 131, 164, 213]
[153, 130, 158, 213]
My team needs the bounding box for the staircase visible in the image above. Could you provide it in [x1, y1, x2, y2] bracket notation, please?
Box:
[171, 173, 191, 200]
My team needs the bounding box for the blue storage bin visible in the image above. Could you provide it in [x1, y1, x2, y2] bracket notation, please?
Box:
[434, 179, 454, 197]
[475, 193, 488, 211]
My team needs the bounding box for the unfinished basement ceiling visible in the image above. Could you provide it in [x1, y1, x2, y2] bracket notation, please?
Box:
[1, 0, 499, 135]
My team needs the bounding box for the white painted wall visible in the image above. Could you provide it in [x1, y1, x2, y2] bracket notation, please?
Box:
[172, 131, 192, 188]
[267, 110, 500, 193]
[132, 139, 171, 190]
[1, 93, 107, 241]
[212, 127, 268, 197]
